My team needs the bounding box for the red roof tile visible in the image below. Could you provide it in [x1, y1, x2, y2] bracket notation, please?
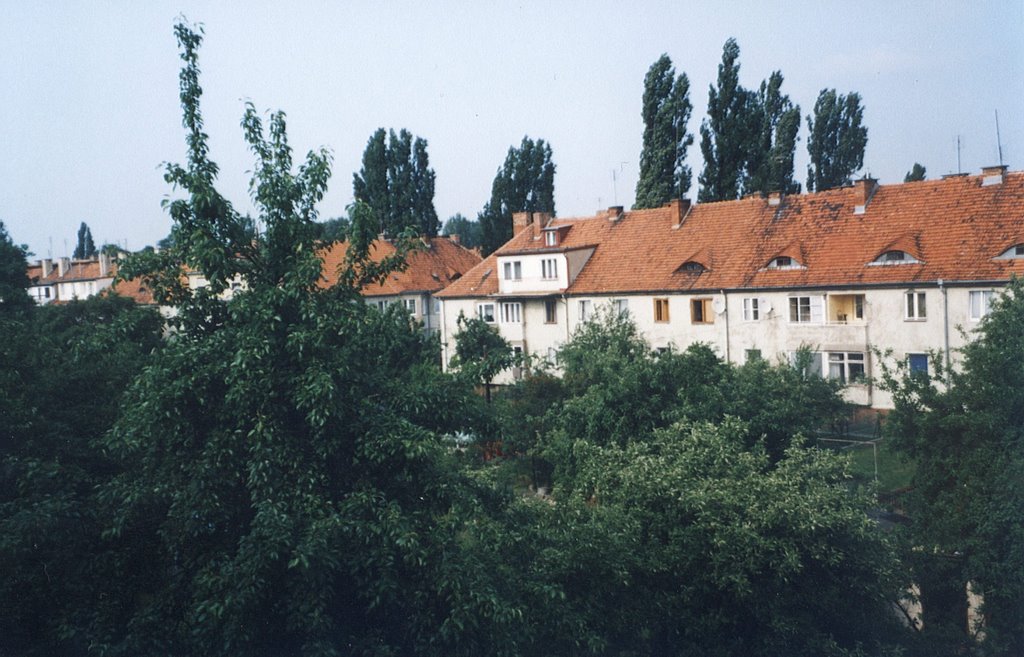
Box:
[438, 171, 1024, 299]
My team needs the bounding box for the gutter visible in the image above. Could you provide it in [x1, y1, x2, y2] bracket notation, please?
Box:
[939, 278, 951, 371]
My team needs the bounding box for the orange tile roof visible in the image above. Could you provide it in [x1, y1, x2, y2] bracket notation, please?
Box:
[438, 170, 1024, 299]
[318, 236, 482, 296]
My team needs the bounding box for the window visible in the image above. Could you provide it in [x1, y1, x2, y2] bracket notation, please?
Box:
[998, 244, 1024, 259]
[613, 298, 629, 317]
[432, 298, 441, 315]
[376, 299, 390, 311]
[854, 295, 865, 319]
[691, 298, 713, 324]
[477, 303, 496, 323]
[828, 352, 866, 384]
[905, 292, 926, 320]
[908, 353, 929, 375]
[579, 299, 592, 322]
[654, 298, 670, 322]
[503, 261, 522, 280]
[500, 302, 521, 323]
[789, 296, 823, 323]
[544, 300, 557, 324]
[745, 349, 762, 362]
[789, 350, 823, 377]
[767, 256, 801, 270]
[541, 258, 558, 280]
[969, 290, 994, 321]
[870, 250, 919, 266]
[403, 298, 417, 314]
[44, 288, 50, 298]
[544, 231, 558, 246]
[680, 261, 705, 273]
[742, 297, 759, 321]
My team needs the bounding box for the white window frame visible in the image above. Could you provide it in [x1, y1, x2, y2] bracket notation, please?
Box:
[541, 258, 558, 280]
[969, 290, 994, 321]
[905, 291, 926, 320]
[742, 297, 760, 321]
[500, 302, 521, 324]
[828, 351, 866, 384]
[544, 299, 557, 324]
[579, 299, 591, 322]
[477, 302, 496, 323]
[544, 231, 558, 246]
[613, 298, 629, 317]
[503, 261, 522, 281]
[403, 298, 416, 314]
[788, 295, 824, 324]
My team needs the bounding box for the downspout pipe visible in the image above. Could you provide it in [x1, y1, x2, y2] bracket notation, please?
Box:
[939, 279, 950, 371]
[721, 289, 730, 363]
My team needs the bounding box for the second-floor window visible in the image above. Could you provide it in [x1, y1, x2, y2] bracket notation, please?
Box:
[742, 297, 759, 321]
[691, 298, 713, 324]
[969, 290, 994, 321]
[544, 300, 557, 324]
[503, 261, 522, 280]
[579, 299, 592, 321]
[654, 298, 670, 322]
[613, 299, 629, 317]
[500, 302, 522, 323]
[905, 292, 926, 320]
[477, 303, 496, 323]
[789, 296, 823, 323]
[541, 258, 558, 280]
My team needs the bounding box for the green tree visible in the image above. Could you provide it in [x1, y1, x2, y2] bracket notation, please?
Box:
[0, 221, 32, 313]
[73, 221, 98, 259]
[95, 23, 521, 656]
[698, 38, 757, 202]
[744, 71, 801, 195]
[477, 137, 555, 256]
[441, 213, 482, 249]
[353, 128, 439, 237]
[450, 313, 515, 403]
[881, 278, 1024, 655]
[634, 54, 694, 209]
[904, 162, 927, 182]
[806, 89, 868, 192]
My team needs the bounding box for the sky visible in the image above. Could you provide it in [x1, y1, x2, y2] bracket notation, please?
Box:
[2, 1, 1022, 259]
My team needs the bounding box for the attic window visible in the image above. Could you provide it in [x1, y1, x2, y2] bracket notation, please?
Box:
[766, 256, 803, 270]
[679, 261, 705, 273]
[544, 231, 558, 247]
[997, 244, 1024, 259]
[870, 250, 919, 266]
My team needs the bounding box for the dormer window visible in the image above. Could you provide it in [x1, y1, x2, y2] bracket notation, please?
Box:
[997, 244, 1024, 259]
[870, 250, 919, 266]
[544, 231, 558, 247]
[679, 261, 705, 273]
[766, 256, 802, 270]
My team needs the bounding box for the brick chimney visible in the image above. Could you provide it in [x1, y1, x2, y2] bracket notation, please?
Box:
[853, 177, 878, 215]
[669, 198, 692, 228]
[448, 233, 460, 245]
[512, 211, 533, 235]
[981, 164, 1007, 186]
[57, 257, 70, 277]
[767, 191, 783, 207]
[99, 252, 111, 277]
[606, 206, 624, 222]
[40, 258, 53, 278]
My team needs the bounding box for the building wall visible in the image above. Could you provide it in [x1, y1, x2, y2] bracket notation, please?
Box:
[440, 282, 1007, 409]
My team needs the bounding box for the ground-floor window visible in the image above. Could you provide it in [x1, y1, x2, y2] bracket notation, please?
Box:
[477, 303, 496, 323]
[828, 351, 866, 383]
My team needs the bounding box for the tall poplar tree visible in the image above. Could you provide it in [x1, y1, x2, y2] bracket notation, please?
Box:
[477, 137, 555, 256]
[353, 128, 439, 237]
[633, 54, 693, 209]
[805, 89, 868, 192]
[904, 163, 926, 182]
[73, 222, 97, 259]
[744, 72, 801, 196]
[698, 38, 756, 203]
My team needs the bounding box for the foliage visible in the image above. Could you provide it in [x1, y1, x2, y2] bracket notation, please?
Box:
[633, 54, 693, 209]
[904, 162, 927, 182]
[477, 137, 555, 256]
[352, 127, 439, 237]
[744, 71, 801, 196]
[806, 89, 868, 192]
[449, 313, 515, 402]
[0, 220, 33, 313]
[698, 38, 757, 203]
[881, 277, 1024, 654]
[0, 295, 163, 656]
[440, 213, 481, 249]
[313, 216, 351, 243]
[73, 221, 97, 259]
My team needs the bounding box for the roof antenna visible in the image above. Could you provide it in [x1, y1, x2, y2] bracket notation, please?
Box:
[995, 110, 1004, 166]
[956, 135, 962, 174]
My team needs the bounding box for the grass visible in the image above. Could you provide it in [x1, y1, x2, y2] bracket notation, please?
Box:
[817, 436, 916, 494]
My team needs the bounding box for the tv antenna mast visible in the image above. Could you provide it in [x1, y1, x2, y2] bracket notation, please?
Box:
[995, 110, 1004, 166]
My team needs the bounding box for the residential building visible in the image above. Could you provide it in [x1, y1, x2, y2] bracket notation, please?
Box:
[437, 166, 1024, 409]
[319, 236, 481, 333]
[27, 254, 117, 304]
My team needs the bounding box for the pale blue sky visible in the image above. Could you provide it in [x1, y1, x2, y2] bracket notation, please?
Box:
[2, 1, 1021, 258]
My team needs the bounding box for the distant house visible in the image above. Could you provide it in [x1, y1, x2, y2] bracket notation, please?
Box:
[27, 254, 116, 304]
[437, 165, 1024, 410]
[319, 236, 481, 333]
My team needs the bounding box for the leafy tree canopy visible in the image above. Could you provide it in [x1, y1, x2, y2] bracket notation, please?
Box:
[441, 213, 482, 249]
[0, 221, 32, 313]
[806, 89, 868, 192]
[353, 127, 439, 238]
[634, 54, 694, 209]
[744, 71, 801, 196]
[477, 136, 555, 256]
[73, 222, 97, 259]
[904, 162, 927, 182]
